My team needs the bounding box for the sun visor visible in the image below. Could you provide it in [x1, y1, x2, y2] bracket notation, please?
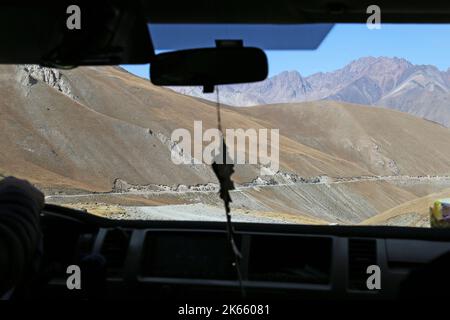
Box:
[0, 2, 154, 67]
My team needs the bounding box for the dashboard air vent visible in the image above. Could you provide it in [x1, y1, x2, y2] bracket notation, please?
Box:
[348, 238, 377, 290]
[101, 229, 131, 277]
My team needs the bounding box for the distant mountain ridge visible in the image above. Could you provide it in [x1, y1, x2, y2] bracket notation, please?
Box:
[4, 64, 450, 224]
[170, 57, 450, 126]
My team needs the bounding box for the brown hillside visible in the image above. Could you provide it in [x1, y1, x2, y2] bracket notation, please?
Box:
[239, 100, 450, 177]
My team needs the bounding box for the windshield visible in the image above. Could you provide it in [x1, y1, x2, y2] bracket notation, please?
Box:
[2, 23, 450, 227]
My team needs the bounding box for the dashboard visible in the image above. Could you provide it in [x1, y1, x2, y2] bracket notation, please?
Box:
[38, 204, 450, 300]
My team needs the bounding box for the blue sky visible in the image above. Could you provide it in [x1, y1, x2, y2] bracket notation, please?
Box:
[122, 24, 450, 79]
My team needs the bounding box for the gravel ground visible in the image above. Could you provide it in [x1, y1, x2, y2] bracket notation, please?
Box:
[120, 203, 288, 223]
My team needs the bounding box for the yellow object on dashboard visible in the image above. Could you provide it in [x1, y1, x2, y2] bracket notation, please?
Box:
[431, 198, 450, 228]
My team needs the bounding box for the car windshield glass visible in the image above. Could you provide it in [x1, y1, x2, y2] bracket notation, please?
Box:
[2, 23, 450, 227]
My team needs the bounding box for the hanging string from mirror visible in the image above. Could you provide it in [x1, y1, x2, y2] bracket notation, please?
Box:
[211, 85, 246, 298]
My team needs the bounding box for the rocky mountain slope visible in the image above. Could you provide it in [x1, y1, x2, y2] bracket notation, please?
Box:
[360, 187, 450, 227]
[2, 64, 450, 224]
[171, 57, 450, 127]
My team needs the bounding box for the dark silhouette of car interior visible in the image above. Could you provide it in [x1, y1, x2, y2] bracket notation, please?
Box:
[1, 1, 450, 300]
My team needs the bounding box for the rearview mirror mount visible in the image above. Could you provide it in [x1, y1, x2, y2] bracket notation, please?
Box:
[150, 42, 268, 93]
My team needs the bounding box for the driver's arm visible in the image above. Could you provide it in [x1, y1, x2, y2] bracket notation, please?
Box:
[0, 177, 44, 296]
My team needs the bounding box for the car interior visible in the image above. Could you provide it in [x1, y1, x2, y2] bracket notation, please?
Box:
[1, 0, 450, 304]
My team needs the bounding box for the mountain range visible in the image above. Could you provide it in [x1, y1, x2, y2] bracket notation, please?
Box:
[171, 56, 450, 127]
[2, 64, 450, 224]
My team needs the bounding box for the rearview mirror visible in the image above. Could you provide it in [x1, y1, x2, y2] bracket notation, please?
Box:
[150, 47, 268, 91]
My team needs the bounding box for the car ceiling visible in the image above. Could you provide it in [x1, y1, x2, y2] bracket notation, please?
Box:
[144, 0, 450, 23]
[0, 0, 449, 67]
